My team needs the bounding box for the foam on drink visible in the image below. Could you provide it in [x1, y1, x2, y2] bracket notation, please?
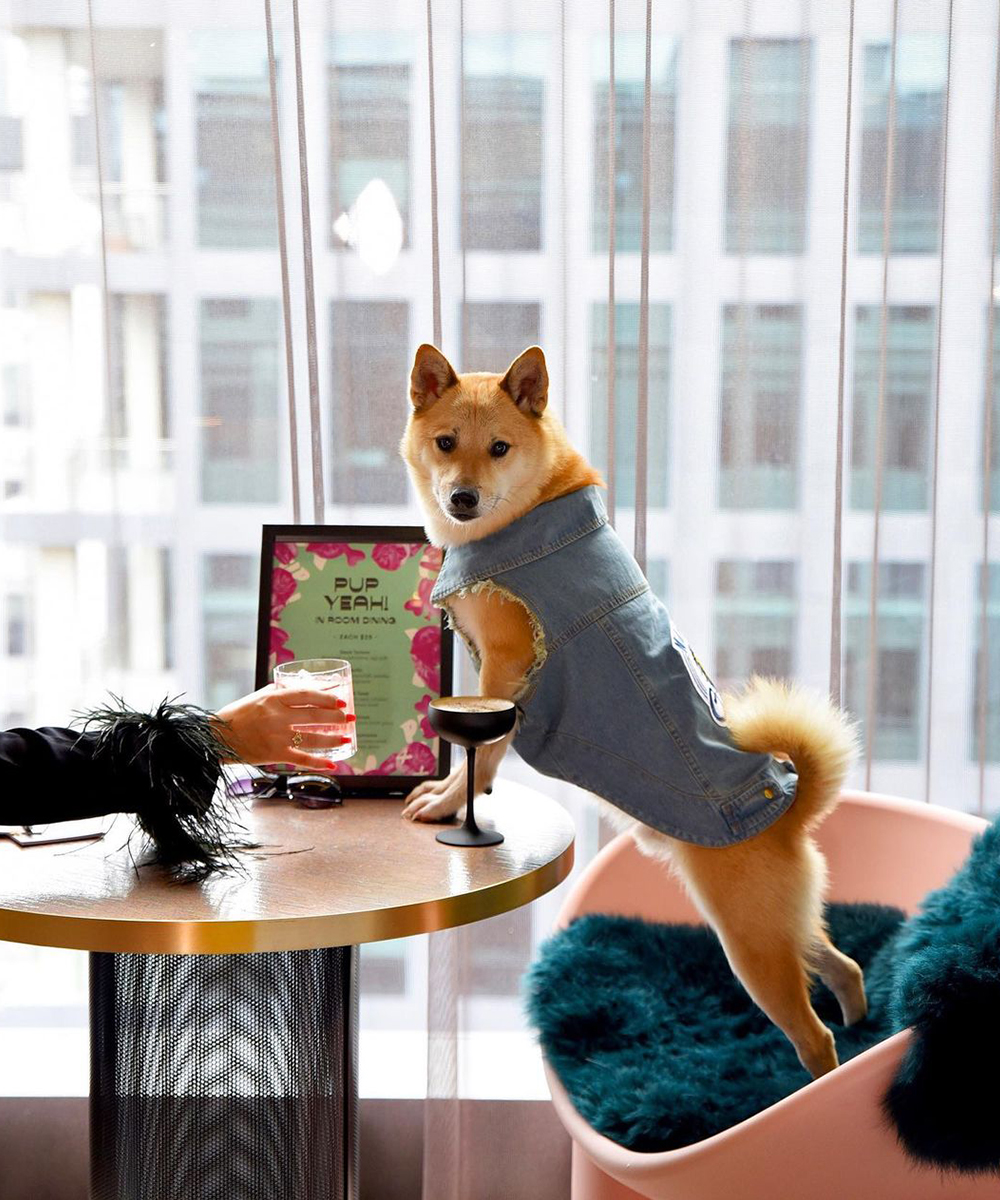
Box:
[431, 697, 515, 713]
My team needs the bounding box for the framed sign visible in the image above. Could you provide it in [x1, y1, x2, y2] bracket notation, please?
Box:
[255, 525, 453, 795]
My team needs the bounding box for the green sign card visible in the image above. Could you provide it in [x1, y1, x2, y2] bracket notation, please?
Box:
[256, 528, 452, 785]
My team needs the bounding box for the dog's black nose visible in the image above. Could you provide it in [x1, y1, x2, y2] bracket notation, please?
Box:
[450, 488, 479, 511]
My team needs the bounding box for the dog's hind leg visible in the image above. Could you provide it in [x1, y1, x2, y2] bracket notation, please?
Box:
[663, 826, 840, 1079]
[812, 931, 867, 1027]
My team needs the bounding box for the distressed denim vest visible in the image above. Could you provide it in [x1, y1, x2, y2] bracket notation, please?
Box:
[430, 485, 798, 847]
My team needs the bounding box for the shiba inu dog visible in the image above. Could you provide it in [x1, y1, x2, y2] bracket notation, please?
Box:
[400, 342, 864, 1079]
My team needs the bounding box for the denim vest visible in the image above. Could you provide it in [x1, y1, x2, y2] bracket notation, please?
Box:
[430, 486, 798, 847]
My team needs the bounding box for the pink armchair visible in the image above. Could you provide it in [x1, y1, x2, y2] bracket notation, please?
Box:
[545, 791, 995, 1200]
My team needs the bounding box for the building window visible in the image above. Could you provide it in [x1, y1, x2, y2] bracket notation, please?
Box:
[859, 37, 947, 254]
[4, 594, 27, 657]
[330, 301, 410, 505]
[725, 39, 811, 254]
[107, 294, 169, 442]
[851, 306, 933, 511]
[463, 35, 545, 252]
[844, 562, 926, 762]
[195, 33, 276, 249]
[200, 297, 280, 504]
[719, 304, 801, 509]
[971, 564, 1000, 763]
[592, 34, 676, 253]
[590, 303, 671, 509]
[988, 312, 1000, 512]
[202, 554, 257, 710]
[70, 30, 167, 252]
[714, 561, 796, 693]
[646, 559, 669, 606]
[468, 907, 534, 996]
[329, 35, 411, 252]
[461, 302, 540, 374]
[2, 364, 27, 428]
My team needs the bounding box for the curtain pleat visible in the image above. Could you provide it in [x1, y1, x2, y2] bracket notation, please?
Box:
[264, 0, 302, 524]
[606, 0, 617, 527]
[421, 927, 462, 1200]
[422, 2, 456, 1195]
[558, 0, 569, 423]
[86, 0, 127, 674]
[980, 3, 1000, 815]
[633, 0, 652, 573]
[290, 0, 325, 522]
[829, 0, 856, 709]
[426, 0, 443, 349]
[864, 0, 901, 791]
[923, 0, 955, 802]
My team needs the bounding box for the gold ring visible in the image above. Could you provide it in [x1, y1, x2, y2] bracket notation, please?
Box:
[291, 731, 303, 749]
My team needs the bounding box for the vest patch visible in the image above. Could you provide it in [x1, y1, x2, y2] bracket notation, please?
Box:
[670, 622, 727, 726]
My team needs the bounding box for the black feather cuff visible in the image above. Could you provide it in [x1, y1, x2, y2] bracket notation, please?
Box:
[79, 696, 252, 881]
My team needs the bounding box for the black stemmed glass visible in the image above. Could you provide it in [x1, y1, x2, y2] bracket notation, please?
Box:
[427, 698, 517, 847]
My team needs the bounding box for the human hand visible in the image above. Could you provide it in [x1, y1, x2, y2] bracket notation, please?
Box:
[213, 684, 354, 772]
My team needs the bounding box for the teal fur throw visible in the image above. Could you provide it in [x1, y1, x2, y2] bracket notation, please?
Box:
[526, 904, 902, 1153]
[528, 822, 1000, 1172]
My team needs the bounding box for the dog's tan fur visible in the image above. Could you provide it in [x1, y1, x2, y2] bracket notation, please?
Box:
[400, 343, 864, 1078]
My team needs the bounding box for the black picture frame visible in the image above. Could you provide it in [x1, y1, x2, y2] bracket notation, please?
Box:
[255, 524, 453, 796]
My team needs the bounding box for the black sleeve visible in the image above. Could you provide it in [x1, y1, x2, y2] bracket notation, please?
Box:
[0, 726, 131, 826]
[0, 703, 247, 880]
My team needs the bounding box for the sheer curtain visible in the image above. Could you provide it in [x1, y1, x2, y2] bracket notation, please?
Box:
[0, 0, 997, 1196]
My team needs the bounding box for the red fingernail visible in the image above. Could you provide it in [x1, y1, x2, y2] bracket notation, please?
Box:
[346, 714, 357, 723]
[336, 700, 347, 708]
[326, 760, 339, 769]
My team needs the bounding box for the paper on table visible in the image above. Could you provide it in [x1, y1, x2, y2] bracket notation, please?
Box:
[0, 817, 111, 847]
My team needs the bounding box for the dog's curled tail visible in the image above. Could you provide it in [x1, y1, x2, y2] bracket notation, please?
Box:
[723, 676, 859, 833]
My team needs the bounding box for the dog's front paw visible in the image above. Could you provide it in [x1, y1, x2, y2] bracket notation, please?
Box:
[401, 768, 466, 823]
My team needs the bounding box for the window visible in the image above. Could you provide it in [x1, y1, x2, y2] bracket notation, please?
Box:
[468, 908, 534, 996]
[329, 35, 411, 251]
[844, 562, 926, 761]
[69, 30, 167, 252]
[988, 311, 1000, 512]
[851, 305, 934, 511]
[971, 564, 1000, 762]
[359, 941, 407, 995]
[714, 561, 797, 693]
[107, 294, 169, 442]
[463, 35, 545, 251]
[725, 39, 810, 254]
[461, 302, 540, 374]
[330, 301, 410, 505]
[202, 554, 257, 709]
[590, 303, 671, 509]
[4, 593, 27, 657]
[859, 37, 947, 254]
[646, 559, 669, 605]
[719, 304, 801, 509]
[592, 34, 676, 253]
[195, 33, 276, 249]
[2, 364, 27, 427]
[200, 297, 280, 503]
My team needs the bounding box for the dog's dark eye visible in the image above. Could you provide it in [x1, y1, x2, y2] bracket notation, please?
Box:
[490, 441, 510, 458]
[435, 435, 455, 453]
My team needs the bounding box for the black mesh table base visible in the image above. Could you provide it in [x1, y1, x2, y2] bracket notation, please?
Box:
[89, 947, 358, 1200]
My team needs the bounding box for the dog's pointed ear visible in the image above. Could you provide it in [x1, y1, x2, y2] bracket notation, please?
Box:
[410, 344, 458, 410]
[500, 346, 548, 416]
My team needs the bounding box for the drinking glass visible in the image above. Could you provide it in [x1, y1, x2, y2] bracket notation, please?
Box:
[274, 658, 357, 764]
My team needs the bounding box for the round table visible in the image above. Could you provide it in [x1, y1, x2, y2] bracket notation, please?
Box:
[0, 782, 575, 1200]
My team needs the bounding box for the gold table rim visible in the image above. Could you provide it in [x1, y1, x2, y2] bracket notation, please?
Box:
[0, 831, 575, 956]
